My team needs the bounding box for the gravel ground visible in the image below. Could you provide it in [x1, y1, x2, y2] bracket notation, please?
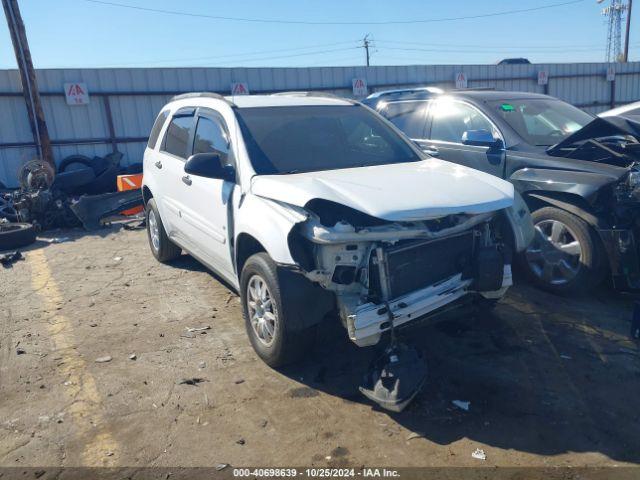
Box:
[1, 224, 639, 472]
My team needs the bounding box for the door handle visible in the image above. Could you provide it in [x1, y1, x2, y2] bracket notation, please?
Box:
[182, 175, 192, 186]
[423, 146, 440, 157]
[154, 161, 163, 169]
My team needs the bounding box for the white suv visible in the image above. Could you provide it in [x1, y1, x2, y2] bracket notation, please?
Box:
[143, 92, 533, 367]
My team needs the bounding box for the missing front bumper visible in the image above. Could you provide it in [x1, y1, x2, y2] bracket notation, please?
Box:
[347, 265, 512, 347]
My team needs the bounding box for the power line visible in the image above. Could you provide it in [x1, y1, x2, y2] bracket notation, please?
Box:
[76, 40, 361, 67]
[375, 39, 611, 50]
[79, 0, 587, 25]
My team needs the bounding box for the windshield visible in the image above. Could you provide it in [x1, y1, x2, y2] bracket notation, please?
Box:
[235, 105, 420, 175]
[489, 98, 594, 147]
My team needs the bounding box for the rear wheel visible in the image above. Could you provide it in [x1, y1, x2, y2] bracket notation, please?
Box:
[145, 198, 181, 263]
[520, 206, 604, 294]
[0, 222, 36, 250]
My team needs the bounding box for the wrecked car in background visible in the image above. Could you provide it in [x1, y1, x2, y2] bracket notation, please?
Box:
[142, 91, 534, 376]
[365, 89, 640, 293]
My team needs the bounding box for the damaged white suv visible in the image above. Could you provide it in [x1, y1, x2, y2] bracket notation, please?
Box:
[143, 92, 534, 367]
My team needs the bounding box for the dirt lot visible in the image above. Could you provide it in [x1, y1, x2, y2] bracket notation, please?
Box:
[1, 224, 639, 471]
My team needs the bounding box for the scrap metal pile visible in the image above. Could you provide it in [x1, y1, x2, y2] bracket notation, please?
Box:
[0, 152, 143, 251]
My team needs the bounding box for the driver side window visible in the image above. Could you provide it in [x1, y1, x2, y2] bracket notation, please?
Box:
[430, 101, 494, 144]
[193, 116, 234, 167]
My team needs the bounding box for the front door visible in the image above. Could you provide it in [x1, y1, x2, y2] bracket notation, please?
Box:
[423, 99, 505, 178]
[175, 109, 235, 279]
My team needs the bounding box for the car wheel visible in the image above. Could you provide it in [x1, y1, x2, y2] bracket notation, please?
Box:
[0, 222, 36, 251]
[520, 206, 604, 294]
[240, 252, 315, 367]
[145, 198, 181, 263]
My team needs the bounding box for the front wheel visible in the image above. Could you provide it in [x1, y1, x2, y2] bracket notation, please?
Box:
[240, 253, 315, 367]
[519, 206, 604, 294]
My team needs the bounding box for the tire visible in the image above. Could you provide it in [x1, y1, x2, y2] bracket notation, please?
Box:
[0, 222, 36, 250]
[240, 252, 316, 367]
[519, 206, 604, 294]
[145, 198, 181, 263]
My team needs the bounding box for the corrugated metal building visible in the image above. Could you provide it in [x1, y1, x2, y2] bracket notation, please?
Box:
[1, 62, 639, 187]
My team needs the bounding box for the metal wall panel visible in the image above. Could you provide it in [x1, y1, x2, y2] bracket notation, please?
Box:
[1, 62, 640, 187]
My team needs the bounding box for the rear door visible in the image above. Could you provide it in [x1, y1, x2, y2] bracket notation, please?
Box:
[175, 108, 236, 278]
[380, 100, 430, 149]
[157, 107, 196, 242]
[423, 99, 506, 177]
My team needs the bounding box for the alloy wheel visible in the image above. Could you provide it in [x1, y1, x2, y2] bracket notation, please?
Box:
[246, 274, 278, 346]
[525, 219, 583, 285]
[148, 209, 160, 252]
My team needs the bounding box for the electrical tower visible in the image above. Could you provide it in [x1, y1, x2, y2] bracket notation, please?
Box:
[599, 0, 629, 62]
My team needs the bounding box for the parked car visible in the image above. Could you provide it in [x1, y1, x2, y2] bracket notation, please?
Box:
[142, 92, 533, 367]
[497, 58, 531, 65]
[600, 100, 640, 119]
[364, 89, 640, 293]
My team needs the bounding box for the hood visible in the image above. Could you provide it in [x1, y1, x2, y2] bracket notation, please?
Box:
[547, 115, 640, 167]
[250, 159, 514, 222]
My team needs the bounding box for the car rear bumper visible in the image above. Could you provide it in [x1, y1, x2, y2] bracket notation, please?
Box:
[347, 265, 512, 347]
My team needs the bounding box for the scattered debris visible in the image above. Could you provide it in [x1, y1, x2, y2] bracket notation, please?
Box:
[113, 256, 123, 262]
[406, 432, 425, 441]
[41, 236, 71, 244]
[16, 348, 26, 355]
[90, 323, 98, 327]
[452, 400, 471, 411]
[198, 361, 206, 369]
[472, 448, 487, 461]
[236, 438, 245, 445]
[215, 464, 229, 471]
[178, 378, 206, 386]
[95, 356, 112, 363]
[1, 251, 24, 268]
[186, 326, 211, 333]
[123, 219, 146, 231]
[105, 451, 114, 457]
[129, 353, 137, 361]
[234, 378, 245, 385]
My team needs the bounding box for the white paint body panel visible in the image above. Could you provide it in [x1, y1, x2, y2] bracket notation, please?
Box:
[251, 159, 514, 222]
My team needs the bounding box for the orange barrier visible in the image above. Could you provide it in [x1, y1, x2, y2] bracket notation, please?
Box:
[116, 174, 144, 215]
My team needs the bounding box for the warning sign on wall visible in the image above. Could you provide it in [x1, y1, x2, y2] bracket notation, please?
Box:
[64, 82, 90, 105]
[454, 72, 467, 89]
[352, 78, 368, 97]
[537, 70, 549, 86]
[231, 82, 250, 95]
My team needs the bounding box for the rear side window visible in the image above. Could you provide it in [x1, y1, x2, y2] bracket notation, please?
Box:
[162, 116, 193, 159]
[147, 110, 169, 149]
[382, 101, 428, 138]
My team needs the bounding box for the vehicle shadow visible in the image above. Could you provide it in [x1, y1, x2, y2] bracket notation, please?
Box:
[279, 285, 640, 464]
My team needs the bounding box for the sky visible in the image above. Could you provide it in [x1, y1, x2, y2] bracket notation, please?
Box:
[0, 0, 639, 69]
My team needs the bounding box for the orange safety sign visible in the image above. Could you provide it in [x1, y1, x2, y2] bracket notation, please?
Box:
[116, 174, 144, 215]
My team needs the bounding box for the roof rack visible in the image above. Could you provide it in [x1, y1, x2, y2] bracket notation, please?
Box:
[170, 92, 235, 106]
[366, 86, 444, 100]
[271, 91, 355, 103]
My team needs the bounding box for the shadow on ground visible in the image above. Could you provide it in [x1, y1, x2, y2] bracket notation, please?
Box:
[279, 285, 640, 464]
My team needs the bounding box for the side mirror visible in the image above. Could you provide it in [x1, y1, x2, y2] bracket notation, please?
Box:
[462, 129, 503, 148]
[184, 152, 234, 181]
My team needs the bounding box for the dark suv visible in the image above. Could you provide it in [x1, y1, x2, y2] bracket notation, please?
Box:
[363, 89, 640, 294]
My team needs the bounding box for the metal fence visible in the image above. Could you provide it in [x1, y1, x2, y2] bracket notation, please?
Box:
[1, 62, 640, 187]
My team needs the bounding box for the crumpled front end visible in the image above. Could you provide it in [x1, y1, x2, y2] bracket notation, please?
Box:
[286, 201, 527, 347]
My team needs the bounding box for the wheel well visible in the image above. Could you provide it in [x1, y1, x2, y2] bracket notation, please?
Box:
[235, 233, 266, 275]
[522, 191, 605, 229]
[142, 186, 153, 206]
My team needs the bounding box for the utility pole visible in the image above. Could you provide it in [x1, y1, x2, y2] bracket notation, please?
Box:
[624, 0, 633, 62]
[2, 0, 54, 168]
[363, 34, 371, 67]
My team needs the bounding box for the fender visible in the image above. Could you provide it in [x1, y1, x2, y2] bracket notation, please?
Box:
[522, 191, 609, 230]
[234, 194, 307, 268]
[509, 168, 616, 203]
